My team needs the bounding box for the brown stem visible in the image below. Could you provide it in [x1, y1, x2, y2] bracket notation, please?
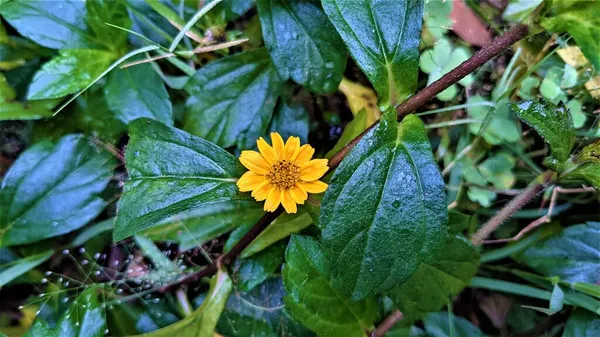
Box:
[470, 171, 555, 245]
[329, 24, 528, 171]
[160, 209, 282, 292]
[370, 310, 404, 337]
[163, 24, 530, 291]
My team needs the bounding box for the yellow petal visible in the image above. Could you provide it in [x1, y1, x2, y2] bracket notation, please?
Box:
[292, 144, 315, 163]
[290, 184, 308, 204]
[300, 180, 328, 194]
[264, 187, 281, 212]
[240, 150, 270, 175]
[237, 171, 264, 192]
[281, 190, 297, 214]
[257, 137, 276, 165]
[251, 180, 271, 201]
[300, 159, 329, 181]
[271, 132, 285, 160]
[284, 136, 300, 160]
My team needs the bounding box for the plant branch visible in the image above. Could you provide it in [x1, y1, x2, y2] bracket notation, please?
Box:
[471, 171, 555, 246]
[165, 24, 530, 290]
[329, 24, 529, 171]
[370, 310, 404, 337]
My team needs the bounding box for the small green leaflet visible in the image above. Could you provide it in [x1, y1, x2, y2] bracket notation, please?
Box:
[104, 62, 174, 125]
[388, 234, 479, 323]
[114, 119, 246, 241]
[257, 0, 347, 94]
[564, 164, 600, 190]
[184, 49, 282, 149]
[0, 135, 115, 247]
[27, 49, 117, 100]
[517, 222, 600, 285]
[422, 312, 486, 337]
[322, 0, 423, 108]
[562, 310, 600, 337]
[283, 235, 378, 337]
[509, 100, 576, 166]
[320, 111, 447, 300]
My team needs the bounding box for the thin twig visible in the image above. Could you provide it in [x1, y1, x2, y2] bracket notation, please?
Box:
[471, 171, 555, 245]
[370, 310, 404, 337]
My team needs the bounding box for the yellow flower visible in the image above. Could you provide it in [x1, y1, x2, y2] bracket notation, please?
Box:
[237, 132, 328, 214]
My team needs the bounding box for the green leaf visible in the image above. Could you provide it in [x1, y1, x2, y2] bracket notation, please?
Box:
[422, 312, 486, 337]
[283, 235, 378, 337]
[134, 235, 180, 273]
[502, 0, 543, 22]
[257, 0, 347, 94]
[0, 135, 115, 247]
[236, 243, 285, 292]
[132, 269, 232, 337]
[215, 277, 314, 337]
[423, 0, 453, 39]
[517, 222, 600, 284]
[320, 112, 447, 300]
[114, 119, 245, 241]
[563, 163, 600, 190]
[466, 96, 520, 145]
[184, 49, 283, 149]
[0, 250, 53, 287]
[27, 49, 116, 100]
[86, 0, 131, 51]
[478, 152, 516, 190]
[562, 310, 600, 337]
[241, 211, 313, 258]
[143, 200, 265, 251]
[542, 0, 600, 71]
[0, 99, 59, 121]
[107, 301, 179, 335]
[25, 287, 106, 337]
[269, 101, 310, 144]
[388, 234, 479, 323]
[419, 38, 473, 102]
[322, 0, 424, 107]
[510, 100, 576, 165]
[540, 66, 568, 105]
[0, 0, 96, 49]
[565, 99, 587, 129]
[104, 63, 173, 125]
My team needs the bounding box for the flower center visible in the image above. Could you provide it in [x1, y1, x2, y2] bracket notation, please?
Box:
[267, 160, 300, 189]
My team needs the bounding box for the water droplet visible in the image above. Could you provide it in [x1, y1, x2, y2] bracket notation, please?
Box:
[62, 249, 69, 255]
[78, 247, 86, 254]
[325, 62, 335, 69]
[50, 221, 58, 227]
[392, 200, 401, 208]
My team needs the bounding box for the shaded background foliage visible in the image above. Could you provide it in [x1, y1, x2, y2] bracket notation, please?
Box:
[0, 0, 599, 337]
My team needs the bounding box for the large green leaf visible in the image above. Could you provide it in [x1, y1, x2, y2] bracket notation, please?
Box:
[132, 269, 232, 337]
[510, 100, 576, 165]
[542, 0, 600, 71]
[215, 277, 314, 337]
[104, 63, 173, 125]
[142, 200, 264, 251]
[0, 135, 115, 247]
[320, 112, 447, 300]
[257, 0, 347, 94]
[0, 0, 95, 49]
[388, 234, 479, 323]
[27, 49, 116, 100]
[517, 222, 600, 284]
[283, 235, 378, 337]
[24, 287, 106, 337]
[184, 49, 283, 149]
[0, 249, 53, 287]
[562, 310, 600, 337]
[114, 119, 245, 241]
[321, 0, 423, 107]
